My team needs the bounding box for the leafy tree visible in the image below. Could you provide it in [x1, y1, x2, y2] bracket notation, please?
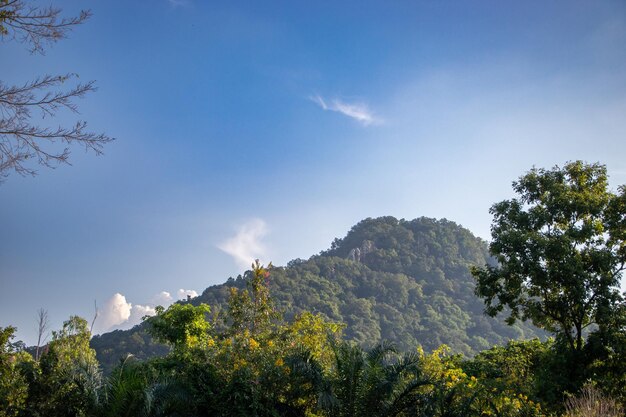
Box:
[227, 260, 280, 336]
[0, 326, 30, 417]
[321, 341, 429, 417]
[90, 328, 169, 376]
[24, 316, 102, 417]
[93, 217, 544, 364]
[0, 0, 112, 179]
[283, 311, 344, 369]
[47, 316, 98, 367]
[209, 262, 341, 417]
[99, 356, 194, 417]
[141, 261, 344, 417]
[99, 358, 152, 417]
[462, 339, 564, 413]
[463, 339, 547, 396]
[146, 303, 213, 351]
[420, 346, 544, 417]
[471, 161, 626, 355]
[584, 300, 626, 405]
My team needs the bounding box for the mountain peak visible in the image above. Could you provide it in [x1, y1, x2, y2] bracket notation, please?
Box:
[92, 216, 542, 374]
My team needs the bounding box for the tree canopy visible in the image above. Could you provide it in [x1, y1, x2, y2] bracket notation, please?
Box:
[91, 216, 544, 374]
[4, 215, 626, 415]
[471, 161, 626, 354]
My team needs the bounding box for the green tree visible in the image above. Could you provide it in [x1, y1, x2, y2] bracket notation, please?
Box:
[471, 161, 625, 354]
[142, 261, 344, 417]
[462, 339, 563, 412]
[584, 301, 626, 405]
[321, 341, 428, 417]
[227, 260, 280, 336]
[419, 346, 544, 417]
[146, 303, 213, 351]
[99, 356, 194, 417]
[25, 316, 101, 417]
[210, 262, 340, 417]
[93, 217, 544, 364]
[0, 326, 30, 417]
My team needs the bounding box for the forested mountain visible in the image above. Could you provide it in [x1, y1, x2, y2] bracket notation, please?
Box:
[91, 216, 544, 371]
[10, 164, 626, 417]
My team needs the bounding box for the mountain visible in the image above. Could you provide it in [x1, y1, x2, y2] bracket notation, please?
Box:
[91, 216, 544, 372]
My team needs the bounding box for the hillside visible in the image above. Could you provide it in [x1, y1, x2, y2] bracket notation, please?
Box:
[91, 216, 544, 371]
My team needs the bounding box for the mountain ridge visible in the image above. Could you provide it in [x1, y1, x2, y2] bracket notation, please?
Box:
[91, 216, 544, 373]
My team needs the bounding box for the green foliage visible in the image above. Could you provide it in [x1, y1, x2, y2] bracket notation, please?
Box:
[146, 303, 212, 350]
[471, 161, 626, 412]
[206, 264, 342, 416]
[0, 327, 30, 417]
[0, 0, 14, 36]
[100, 358, 153, 417]
[48, 316, 98, 368]
[461, 339, 567, 414]
[464, 339, 548, 397]
[93, 217, 544, 367]
[18, 316, 102, 417]
[320, 341, 428, 417]
[192, 216, 543, 357]
[420, 346, 545, 417]
[138, 262, 345, 417]
[284, 311, 344, 369]
[471, 161, 625, 354]
[99, 356, 195, 417]
[583, 300, 626, 405]
[5, 206, 624, 416]
[90, 328, 168, 376]
[1, 259, 612, 417]
[227, 260, 281, 336]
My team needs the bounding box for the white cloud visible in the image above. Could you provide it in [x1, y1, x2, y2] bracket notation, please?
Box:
[127, 304, 156, 327]
[177, 289, 198, 300]
[93, 288, 199, 334]
[152, 291, 173, 307]
[218, 218, 268, 269]
[95, 293, 132, 333]
[94, 293, 162, 333]
[310, 95, 382, 126]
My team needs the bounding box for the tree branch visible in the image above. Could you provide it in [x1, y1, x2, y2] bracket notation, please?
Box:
[0, 1, 90, 54]
[0, 74, 113, 179]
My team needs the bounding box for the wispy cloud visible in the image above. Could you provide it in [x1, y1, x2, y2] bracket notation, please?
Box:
[310, 95, 382, 126]
[218, 218, 268, 269]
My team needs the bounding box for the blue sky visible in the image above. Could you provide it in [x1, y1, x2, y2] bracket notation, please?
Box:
[2, 0, 626, 344]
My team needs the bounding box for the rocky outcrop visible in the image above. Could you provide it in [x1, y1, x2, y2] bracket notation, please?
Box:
[347, 240, 375, 263]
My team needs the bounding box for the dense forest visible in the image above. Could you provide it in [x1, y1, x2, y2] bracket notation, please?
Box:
[2, 162, 626, 416]
[198, 215, 546, 353]
[92, 216, 544, 373]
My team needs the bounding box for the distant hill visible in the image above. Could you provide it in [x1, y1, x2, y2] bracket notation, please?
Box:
[91, 216, 544, 372]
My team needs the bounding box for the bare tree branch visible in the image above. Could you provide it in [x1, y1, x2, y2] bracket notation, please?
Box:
[0, 0, 91, 54]
[90, 299, 99, 335]
[0, 2, 113, 180]
[0, 74, 113, 178]
[35, 307, 49, 361]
